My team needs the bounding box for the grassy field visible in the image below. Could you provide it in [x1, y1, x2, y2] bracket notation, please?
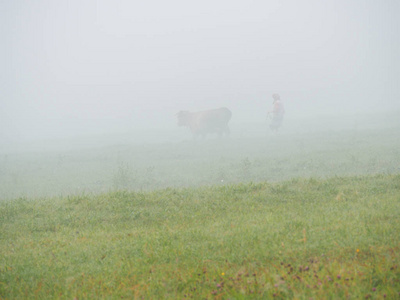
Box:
[1, 112, 399, 298]
[1, 174, 400, 299]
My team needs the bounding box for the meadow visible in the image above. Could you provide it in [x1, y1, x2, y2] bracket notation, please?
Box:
[1, 112, 399, 298]
[1, 175, 399, 299]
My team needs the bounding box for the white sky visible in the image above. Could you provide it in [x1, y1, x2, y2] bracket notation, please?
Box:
[1, 0, 399, 140]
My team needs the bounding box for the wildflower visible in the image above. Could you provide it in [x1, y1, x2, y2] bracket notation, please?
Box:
[372, 287, 376, 292]
[356, 249, 360, 253]
[337, 275, 341, 279]
[221, 272, 225, 276]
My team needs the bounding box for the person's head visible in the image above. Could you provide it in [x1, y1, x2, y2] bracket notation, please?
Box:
[272, 93, 280, 101]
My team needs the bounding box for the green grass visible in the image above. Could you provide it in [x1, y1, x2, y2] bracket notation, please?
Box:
[1, 174, 400, 299]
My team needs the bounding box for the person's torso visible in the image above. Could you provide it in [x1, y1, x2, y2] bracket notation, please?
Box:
[273, 101, 284, 114]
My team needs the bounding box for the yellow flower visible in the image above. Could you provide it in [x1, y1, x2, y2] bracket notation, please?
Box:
[221, 272, 225, 276]
[356, 249, 360, 253]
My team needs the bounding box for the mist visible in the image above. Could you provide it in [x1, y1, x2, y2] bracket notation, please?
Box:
[1, 0, 399, 143]
[1, 0, 400, 200]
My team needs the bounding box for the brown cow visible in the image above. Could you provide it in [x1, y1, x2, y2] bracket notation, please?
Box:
[177, 107, 232, 138]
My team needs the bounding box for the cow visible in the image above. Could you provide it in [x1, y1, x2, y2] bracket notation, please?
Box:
[177, 107, 232, 138]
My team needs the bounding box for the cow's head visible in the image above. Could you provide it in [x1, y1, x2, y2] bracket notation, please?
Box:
[176, 111, 191, 126]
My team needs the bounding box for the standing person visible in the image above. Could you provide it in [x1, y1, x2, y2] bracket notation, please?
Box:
[268, 93, 285, 131]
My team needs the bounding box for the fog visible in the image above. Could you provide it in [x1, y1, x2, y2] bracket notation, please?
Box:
[1, 0, 399, 145]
